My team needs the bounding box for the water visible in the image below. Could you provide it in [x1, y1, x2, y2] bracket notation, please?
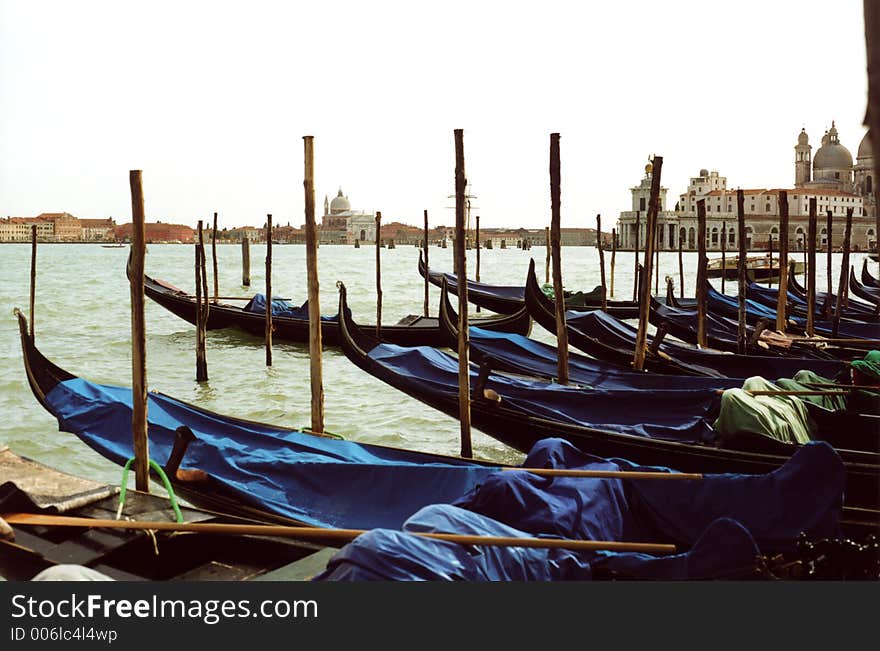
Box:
[0, 242, 874, 486]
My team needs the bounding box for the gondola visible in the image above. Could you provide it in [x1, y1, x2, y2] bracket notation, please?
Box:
[439, 277, 745, 390]
[418, 250, 642, 318]
[655, 288, 870, 360]
[14, 307, 505, 532]
[312, 437, 875, 581]
[862, 258, 880, 288]
[747, 279, 880, 324]
[850, 265, 880, 306]
[0, 448, 330, 581]
[524, 259, 851, 379]
[337, 281, 880, 519]
[707, 282, 879, 342]
[143, 272, 531, 348]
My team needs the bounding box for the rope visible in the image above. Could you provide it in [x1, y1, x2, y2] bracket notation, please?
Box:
[116, 458, 184, 523]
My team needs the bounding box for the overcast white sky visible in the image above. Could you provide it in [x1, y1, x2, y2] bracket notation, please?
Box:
[0, 1, 870, 230]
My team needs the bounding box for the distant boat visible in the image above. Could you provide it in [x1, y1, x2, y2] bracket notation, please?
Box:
[101, 243, 126, 248]
[706, 254, 803, 283]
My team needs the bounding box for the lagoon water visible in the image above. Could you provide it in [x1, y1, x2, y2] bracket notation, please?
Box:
[0, 242, 874, 487]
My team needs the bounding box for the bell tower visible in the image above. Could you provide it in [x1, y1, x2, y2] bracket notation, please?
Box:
[794, 128, 811, 187]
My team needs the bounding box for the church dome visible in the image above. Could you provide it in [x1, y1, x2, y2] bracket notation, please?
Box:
[857, 131, 873, 160]
[329, 188, 351, 214]
[797, 128, 809, 145]
[813, 123, 852, 170]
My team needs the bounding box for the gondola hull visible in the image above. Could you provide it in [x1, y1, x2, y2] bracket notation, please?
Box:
[144, 274, 531, 348]
[336, 282, 880, 519]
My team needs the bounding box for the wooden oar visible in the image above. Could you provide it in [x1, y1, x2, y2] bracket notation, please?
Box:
[715, 389, 850, 397]
[2, 513, 676, 555]
[212, 296, 292, 301]
[510, 468, 702, 480]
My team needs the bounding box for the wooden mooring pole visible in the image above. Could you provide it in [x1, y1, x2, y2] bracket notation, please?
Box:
[375, 211, 383, 338]
[610, 227, 616, 298]
[241, 236, 251, 287]
[806, 198, 817, 337]
[776, 191, 790, 333]
[423, 209, 429, 317]
[678, 233, 684, 299]
[128, 170, 149, 492]
[195, 221, 209, 382]
[549, 133, 569, 385]
[211, 212, 219, 301]
[720, 220, 727, 293]
[597, 214, 607, 311]
[767, 233, 774, 289]
[736, 191, 747, 354]
[303, 135, 324, 434]
[453, 128, 472, 458]
[633, 210, 640, 301]
[265, 214, 273, 366]
[633, 157, 662, 371]
[545, 226, 551, 285]
[475, 214, 481, 313]
[29, 225, 36, 337]
[696, 199, 708, 348]
[824, 210, 833, 317]
[832, 208, 854, 338]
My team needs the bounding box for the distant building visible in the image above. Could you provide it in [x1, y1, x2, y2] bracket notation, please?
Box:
[80, 218, 117, 241]
[37, 212, 80, 240]
[0, 216, 54, 241]
[114, 222, 195, 243]
[322, 188, 376, 244]
[617, 124, 877, 251]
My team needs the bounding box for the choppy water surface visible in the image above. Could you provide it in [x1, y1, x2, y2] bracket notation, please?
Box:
[0, 242, 872, 486]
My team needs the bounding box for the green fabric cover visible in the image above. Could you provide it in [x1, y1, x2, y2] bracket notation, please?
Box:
[713, 376, 815, 445]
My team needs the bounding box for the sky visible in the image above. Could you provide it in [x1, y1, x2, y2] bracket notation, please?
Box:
[0, 1, 871, 231]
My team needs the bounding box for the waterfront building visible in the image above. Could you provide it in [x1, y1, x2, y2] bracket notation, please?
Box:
[0, 216, 54, 242]
[617, 125, 876, 251]
[321, 188, 376, 244]
[80, 218, 117, 241]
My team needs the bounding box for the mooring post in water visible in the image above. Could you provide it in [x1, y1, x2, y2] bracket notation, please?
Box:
[832, 207, 854, 337]
[265, 214, 273, 366]
[423, 209, 429, 317]
[610, 227, 616, 298]
[597, 214, 607, 311]
[29, 225, 36, 337]
[736, 191, 747, 355]
[806, 198, 817, 337]
[824, 210, 833, 316]
[128, 170, 149, 492]
[475, 214, 481, 313]
[678, 233, 684, 299]
[633, 210, 640, 301]
[211, 212, 219, 301]
[767, 233, 774, 289]
[195, 221, 209, 382]
[654, 220, 660, 295]
[633, 157, 662, 371]
[696, 199, 708, 348]
[549, 133, 569, 385]
[776, 191, 790, 333]
[720, 220, 727, 293]
[545, 226, 551, 285]
[453, 128, 473, 458]
[241, 236, 251, 287]
[303, 135, 324, 434]
[375, 211, 383, 338]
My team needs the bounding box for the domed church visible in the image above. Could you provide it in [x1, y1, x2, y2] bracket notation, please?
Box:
[321, 187, 377, 244]
[796, 122, 875, 212]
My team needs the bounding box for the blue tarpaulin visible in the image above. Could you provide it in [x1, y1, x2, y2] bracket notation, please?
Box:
[43, 378, 498, 529]
[313, 438, 844, 581]
[244, 294, 337, 322]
